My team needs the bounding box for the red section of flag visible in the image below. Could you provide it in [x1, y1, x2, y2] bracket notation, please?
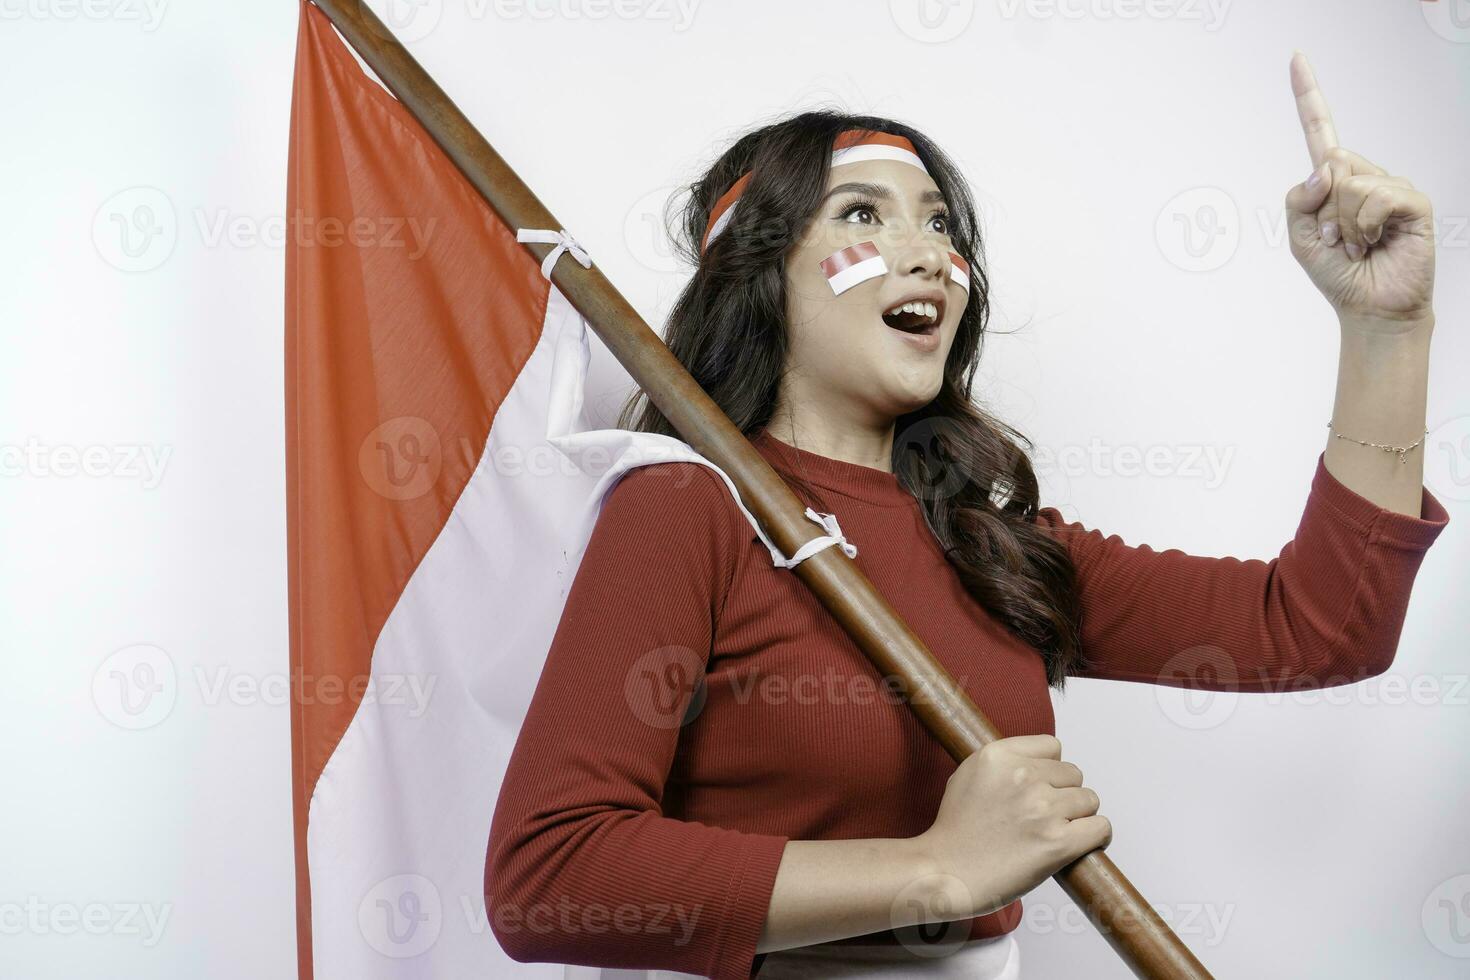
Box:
[831, 129, 920, 154]
[284, 3, 548, 976]
[701, 170, 751, 250]
[819, 240, 881, 278]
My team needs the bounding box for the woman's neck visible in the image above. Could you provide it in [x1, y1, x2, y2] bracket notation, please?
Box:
[759, 412, 897, 475]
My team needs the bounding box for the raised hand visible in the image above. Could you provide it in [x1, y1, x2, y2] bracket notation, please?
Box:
[1283, 51, 1436, 331]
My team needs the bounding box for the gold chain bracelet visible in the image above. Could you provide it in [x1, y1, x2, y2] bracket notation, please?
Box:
[1326, 419, 1429, 465]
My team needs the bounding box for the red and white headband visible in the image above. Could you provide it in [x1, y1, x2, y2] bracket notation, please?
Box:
[699, 130, 931, 254]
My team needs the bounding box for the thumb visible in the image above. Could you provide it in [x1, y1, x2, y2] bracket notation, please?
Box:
[1285, 162, 1332, 249]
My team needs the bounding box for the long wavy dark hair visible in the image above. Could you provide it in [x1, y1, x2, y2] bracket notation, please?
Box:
[617, 109, 1085, 689]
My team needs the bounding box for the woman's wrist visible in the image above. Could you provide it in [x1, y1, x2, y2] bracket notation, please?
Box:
[898, 832, 1005, 921]
[757, 835, 978, 954]
[1337, 309, 1435, 339]
[894, 833, 964, 916]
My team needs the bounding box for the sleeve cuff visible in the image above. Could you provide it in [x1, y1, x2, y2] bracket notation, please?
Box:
[1310, 450, 1450, 551]
[707, 832, 789, 980]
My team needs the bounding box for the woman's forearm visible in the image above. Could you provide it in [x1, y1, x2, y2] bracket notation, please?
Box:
[1323, 312, 1435, 517]
[755, 837, 963, 954]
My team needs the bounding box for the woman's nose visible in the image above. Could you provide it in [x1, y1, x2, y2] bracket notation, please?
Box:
[896, 238, 947, 279]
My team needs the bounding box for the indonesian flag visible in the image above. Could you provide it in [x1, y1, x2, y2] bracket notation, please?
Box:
[819, 240, 887, 296]
[284, 3, 771, 977]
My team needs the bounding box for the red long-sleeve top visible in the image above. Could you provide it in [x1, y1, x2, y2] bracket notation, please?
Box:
[485, 427, 1449, 979]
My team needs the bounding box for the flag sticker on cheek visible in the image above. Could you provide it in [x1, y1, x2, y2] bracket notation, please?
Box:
[820, 241, 888, 296]
[948, 252, 971, 293]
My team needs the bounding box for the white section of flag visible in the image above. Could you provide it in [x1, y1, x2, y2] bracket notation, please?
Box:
[305, 288, 779, 978]
[950, 263, 970, 293]
[827, 254, 888, 295]
[704, 204, 737, 247]
[829, 143, 928, 173]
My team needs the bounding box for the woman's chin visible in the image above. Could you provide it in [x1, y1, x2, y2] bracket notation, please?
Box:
[869, 379, 944, 419]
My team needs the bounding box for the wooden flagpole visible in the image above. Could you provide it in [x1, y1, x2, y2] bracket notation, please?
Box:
[303, 2, 1214, 976]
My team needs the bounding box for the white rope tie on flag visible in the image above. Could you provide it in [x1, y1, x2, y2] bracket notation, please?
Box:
[772, 507, 858, 569]
[515, 228, 592, 280]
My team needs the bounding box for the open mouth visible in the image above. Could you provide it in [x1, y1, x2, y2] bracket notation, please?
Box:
[881, 299, 942, 335]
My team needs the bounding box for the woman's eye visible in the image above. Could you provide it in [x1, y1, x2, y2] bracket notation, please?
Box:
[930, 214, 951, 235]
[842, 206, 877, 225]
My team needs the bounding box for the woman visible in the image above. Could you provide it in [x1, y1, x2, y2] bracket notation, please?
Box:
[485, 55, 1448, 979]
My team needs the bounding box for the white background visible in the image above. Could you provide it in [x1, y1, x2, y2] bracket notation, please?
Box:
[2, 0, 1468, 977]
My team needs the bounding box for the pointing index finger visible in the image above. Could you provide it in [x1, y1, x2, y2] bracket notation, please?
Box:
[1291, 50, 1339, 170]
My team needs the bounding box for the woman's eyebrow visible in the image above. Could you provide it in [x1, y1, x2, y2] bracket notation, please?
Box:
[821, 181, 891, 203]
[820, 181, 949, 206]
